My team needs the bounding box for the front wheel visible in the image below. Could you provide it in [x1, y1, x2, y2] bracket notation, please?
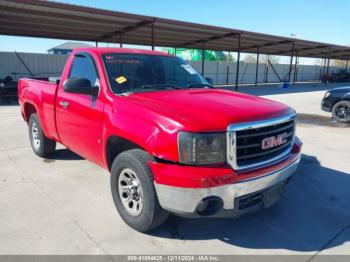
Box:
[332, 101, 350, 123]
[29, 113, 56, 157]
[110, 149, 169, 232]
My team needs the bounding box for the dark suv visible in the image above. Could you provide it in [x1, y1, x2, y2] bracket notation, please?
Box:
[321, 86, 350, 123]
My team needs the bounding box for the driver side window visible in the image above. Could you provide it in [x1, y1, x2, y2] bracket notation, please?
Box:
[69, 55, 98, 86]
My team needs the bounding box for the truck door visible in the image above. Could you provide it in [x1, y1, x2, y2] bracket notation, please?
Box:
[56, 53, 104, 165]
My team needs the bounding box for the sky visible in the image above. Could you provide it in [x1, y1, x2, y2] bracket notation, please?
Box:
[0, 0, 349, 64]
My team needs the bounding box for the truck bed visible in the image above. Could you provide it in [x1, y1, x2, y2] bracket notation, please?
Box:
[18, 78, 59, 141]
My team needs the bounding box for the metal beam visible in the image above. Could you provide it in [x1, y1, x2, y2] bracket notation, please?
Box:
[226, 52, 230, 84]
[318, 58, 324, 80]
[151, 18, 155, 50]
[255, 48, 260, 86]
[269, 45, 329, 56]
[180, 32, 239, 47]
[100, 20, 152, 41]
[308, 49, 350, 58]
[235, 33, 241, 91]
[14, 51, 35, 78]
[293, 55, 298, 84]
[288, 42, 295, 82]
[322, 58, 327, 76]
[265, 54, 270, 83]
[201, 42, 205, 75]
[240, 40, 291, 52]
[326, 48, 331, 75]
[119, 34, 123, 48]
[268, 60, 283, 82]
[346, 56, 349, 71]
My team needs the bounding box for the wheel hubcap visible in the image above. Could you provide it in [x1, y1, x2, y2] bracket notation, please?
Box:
[118, 168, 143, 216]
[31, 122, 40, 150]
[335, 105, 350, 120]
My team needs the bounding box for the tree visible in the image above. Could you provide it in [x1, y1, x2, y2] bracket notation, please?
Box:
[259, 55, 280, 64]
[331, 59, 348, 67]
[225, 52, 236, 62]
[314, 58, 323, 66]
[244, 54, 257, 63]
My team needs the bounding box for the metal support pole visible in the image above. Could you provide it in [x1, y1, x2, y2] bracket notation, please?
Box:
[268, 60, 283, 82]
[174, 47, 177, 56]
[265, 54, 270, 83]
[201, 42, 205, 76]
[95, 41, 98, 47]
[345, 56, 349, 71]
[151, 18, 155, 50]
[235, 33, 241, 91]
[322, 58, 327, 76]
[119, 35, 123, 48]
[318, 59, 322, 80]
[293, 54, 298, 84]
[226, 52, 230, 84]
[326, 49, 331, 75]
[255, 48, 260, 86]
[288, 42, 295, 82]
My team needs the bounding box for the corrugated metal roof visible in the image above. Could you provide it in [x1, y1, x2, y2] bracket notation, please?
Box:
[0, 0, 349, 60]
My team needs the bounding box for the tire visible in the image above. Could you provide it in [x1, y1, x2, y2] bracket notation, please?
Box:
[332, 101, 350, 123]
[28, 113, 56, 157]
[110, 149, 169, 232]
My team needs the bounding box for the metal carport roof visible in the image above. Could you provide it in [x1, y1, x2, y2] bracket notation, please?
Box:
[0, 0, 349, 60]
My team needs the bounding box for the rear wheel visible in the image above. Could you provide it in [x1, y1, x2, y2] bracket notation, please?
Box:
[332, 101, 350, 123]
[29, 113, 56, 157]
[110, 149, 169, 232]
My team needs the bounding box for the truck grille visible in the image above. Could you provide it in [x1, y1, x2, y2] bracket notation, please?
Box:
[227, 113, 296, 170]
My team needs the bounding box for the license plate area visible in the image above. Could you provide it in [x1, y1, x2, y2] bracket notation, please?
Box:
[235, 180, 288, 211]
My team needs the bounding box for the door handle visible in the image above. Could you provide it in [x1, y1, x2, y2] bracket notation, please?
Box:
[59, 101, 70, 108]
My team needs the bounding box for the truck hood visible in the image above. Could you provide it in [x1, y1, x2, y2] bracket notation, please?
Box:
[123, 88, 293, 132]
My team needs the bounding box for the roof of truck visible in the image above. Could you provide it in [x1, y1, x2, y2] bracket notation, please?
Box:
[73, 47, 173, 57]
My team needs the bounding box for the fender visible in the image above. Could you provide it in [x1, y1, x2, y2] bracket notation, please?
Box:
[101, 102, 181, 169]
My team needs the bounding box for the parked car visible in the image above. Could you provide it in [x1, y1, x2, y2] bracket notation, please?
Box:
[18, 48, 302, 232]
[331, 69, 350, 83]
[321, 86, 350, 123]
[0, 76, 17, 104]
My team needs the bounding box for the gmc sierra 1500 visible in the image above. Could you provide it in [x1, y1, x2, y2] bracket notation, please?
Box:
[19, 48, 302, 232]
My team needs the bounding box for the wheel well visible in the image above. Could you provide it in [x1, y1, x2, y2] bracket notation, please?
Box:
[331, 99, 347, 110]
[106, 136, 143, 171]
[24, 103, 37, 122]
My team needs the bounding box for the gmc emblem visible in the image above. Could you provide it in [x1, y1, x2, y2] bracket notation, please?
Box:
[261, 132, 288, 150]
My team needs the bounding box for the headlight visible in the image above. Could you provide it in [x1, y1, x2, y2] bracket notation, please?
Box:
[324, 92, 331, 98]
[178, 132, 226, 165]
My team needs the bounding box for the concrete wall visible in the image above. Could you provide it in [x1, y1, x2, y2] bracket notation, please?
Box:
[0, 51, 342, 84]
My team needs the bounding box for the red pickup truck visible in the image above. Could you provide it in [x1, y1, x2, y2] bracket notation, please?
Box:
[19, 48, 302, 232]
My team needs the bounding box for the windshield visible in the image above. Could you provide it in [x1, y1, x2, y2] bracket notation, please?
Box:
[102, 53, 210, 94]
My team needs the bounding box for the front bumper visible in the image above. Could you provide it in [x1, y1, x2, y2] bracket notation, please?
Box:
[154, 153, 301, 216]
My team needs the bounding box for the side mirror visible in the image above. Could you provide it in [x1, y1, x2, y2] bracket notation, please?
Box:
[63, 78, 98, 96]
[205, 77, 214, 86]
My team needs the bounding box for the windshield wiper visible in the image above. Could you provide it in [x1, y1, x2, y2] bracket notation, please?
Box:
[187, 83, 213, 89]
[141, 84, 180, 89]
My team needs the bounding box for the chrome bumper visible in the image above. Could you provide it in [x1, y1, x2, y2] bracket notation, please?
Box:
[154, 155, 301, 214]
